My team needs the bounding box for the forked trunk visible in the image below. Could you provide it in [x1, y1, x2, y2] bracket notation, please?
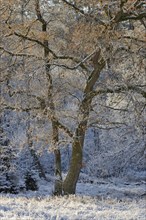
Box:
[63, 52, 105, 195]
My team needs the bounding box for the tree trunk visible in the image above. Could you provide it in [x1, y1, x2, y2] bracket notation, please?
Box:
[21, 3, 47, 181]
[63, 99, 91, 194]
[63, 139, 82, 194]
[53, 149, 62, 195]
[46, 70, 62, 195]
[63, 52, 105, 195]
[35, 1, 62, 194]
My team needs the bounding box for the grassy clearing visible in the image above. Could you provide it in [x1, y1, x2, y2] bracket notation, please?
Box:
[0, 193, 145, 220]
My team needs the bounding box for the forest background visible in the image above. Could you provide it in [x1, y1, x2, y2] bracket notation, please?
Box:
[0, 0, 146, 195]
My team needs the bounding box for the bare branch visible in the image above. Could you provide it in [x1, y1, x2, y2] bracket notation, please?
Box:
[114, 11, 146, 23]
[92, 85, 146, 98]
[62, 0, 85, 16]
[54, 120, 73, 138]
[0, 46, 42, 59]
[50, 49, 98, 70]
[35, 0, 47, 26]
[61, 0, 106, 26]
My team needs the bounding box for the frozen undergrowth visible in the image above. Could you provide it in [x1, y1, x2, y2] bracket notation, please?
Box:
[0, 178, 146, 220]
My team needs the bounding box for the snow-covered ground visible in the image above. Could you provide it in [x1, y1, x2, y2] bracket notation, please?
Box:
[0, 178, 146, 220]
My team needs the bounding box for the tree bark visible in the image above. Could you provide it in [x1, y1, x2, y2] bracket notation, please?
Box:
[63, 96, 92, 194]
[35, 0, 62, 194]
[63, 138, 82, 194]
[63, 52, 105, 194]
[63, 121, 88, 194]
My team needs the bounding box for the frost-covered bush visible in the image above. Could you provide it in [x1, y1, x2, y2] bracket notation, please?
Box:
[0, 128, 19, 193]
[25, 172, 38, 191]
